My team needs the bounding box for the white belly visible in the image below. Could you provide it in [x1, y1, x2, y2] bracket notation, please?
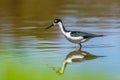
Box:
[64, 32, 89, 44]
[66, 37, 89, 44]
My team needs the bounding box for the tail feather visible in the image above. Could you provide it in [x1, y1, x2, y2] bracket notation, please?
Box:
[95, 35, 104, 37]
[83, 34, 105, 39]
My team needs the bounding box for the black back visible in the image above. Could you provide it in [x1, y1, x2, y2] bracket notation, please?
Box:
[71, 31, 103, 39]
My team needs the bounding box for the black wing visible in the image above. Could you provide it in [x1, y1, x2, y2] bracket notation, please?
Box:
[70, 31, 103, 39]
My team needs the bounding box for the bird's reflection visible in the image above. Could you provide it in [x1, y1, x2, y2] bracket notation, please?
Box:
[55, 50, 103, 75]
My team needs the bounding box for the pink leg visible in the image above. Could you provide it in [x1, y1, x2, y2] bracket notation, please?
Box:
[76, 44, 78, 50]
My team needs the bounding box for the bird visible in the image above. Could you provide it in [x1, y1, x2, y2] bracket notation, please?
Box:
[46, 19, 104, 50]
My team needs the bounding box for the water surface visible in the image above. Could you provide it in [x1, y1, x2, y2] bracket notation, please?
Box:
[0, 0, 120, 80]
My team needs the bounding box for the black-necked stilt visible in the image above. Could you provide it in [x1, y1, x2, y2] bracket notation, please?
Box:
[46, 19, 104, 50]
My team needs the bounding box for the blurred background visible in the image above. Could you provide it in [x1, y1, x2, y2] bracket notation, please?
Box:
[0, 0, 120, 80]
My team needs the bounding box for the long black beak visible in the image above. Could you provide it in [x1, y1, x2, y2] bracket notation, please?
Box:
[46, 24, 54, 29]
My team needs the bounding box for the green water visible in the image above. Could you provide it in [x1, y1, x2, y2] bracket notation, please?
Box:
[0, 0, 120, 80]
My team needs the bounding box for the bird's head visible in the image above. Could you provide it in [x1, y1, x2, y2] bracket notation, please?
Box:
[46, 19, 62, 29]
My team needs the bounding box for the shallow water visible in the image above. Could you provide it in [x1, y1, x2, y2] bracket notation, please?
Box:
[0, 0, 120, 80]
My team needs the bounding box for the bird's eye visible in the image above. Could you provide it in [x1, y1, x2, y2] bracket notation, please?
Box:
[54, 20, 58, 23]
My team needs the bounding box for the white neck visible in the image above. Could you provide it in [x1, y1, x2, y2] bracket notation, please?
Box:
[57, 22, 67, 35]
